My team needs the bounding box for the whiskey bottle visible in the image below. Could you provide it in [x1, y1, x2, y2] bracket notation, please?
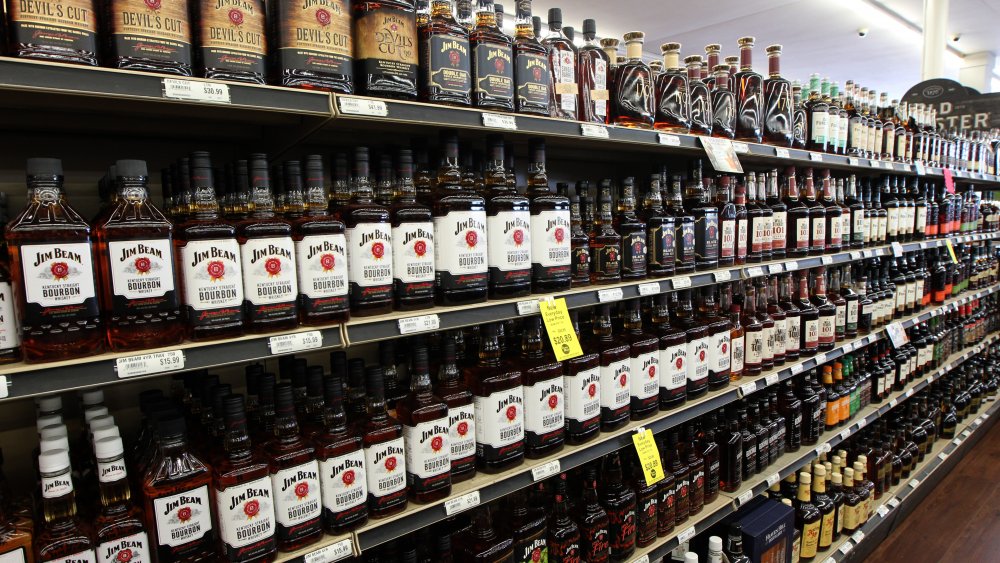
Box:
[651, 294, 688, 409]
[600, 452, 637, 561]
[778, 380, 803, 452]
[468, 323, 525, 471]
[507, 488, 547, 563]
[512, 0, 550, 116]
[548, 473, 582, 562]
[35, 449, 95, 562]
[91, 435, 149, 563]
[141, 414, 216, 561]
[578, 467, 610, 562]
[805, 75, 830, 153]
[611, 32, 655, 128]
[397, 346, 452, 503]
[569, 184, 592, 286]
[519, 317, 565, 456]
[354, 0, 419, 99]
[687, 56, 713, 136]
[362, 366, 409, 517]
[578, 19, 611, 124]
[664, 430, 690, 525]
[741, 282, 764, 377]
[654, 43, 691, 132]
[198, 0, 265, 83]
[683, 424, 706, 514]
[733, 37, 764, 143]
[431, 334, 476, 482]
[829, 268, 847, 341]
[783, 168, 809, 258]
[667, 173, 697, 273]
[587, 305, 631, 430]
[796, 270, 819, 355]
[656, 439, 677, 537]
[746, 172, 765, 264]
[8, 0, 98, 65]
[103, 0, 190, 74]
[340, 148, 394, 316]
[434, 132, 489, 303]
[527, 139, 572, 292]
[623, 300, 660, 419]
[386, 150, 436, 310]
[589, 182, 622, 284]
[727, 284, 746, 382]
[795, 472, 821, 561]
[464, 506, 514, 560]
[703, 286, 732, 390]
[96, 160, 182, 352]
[778, 273, 801, 363]
[703, 43, 721, 88]
[792, 81, 809, 149]
[615, 178, 648, 279]
[483, 136, 532, 298]
[763, 45, 793, 146]
[676, 290, 710, 398]
[716, 175, 737, 266]
[737, 400, 758, 480]
[0, 484, 31, 560]
[631, 455, 658, 548]
[763, 171, 786, 260]
[733, 175, 749, 265]
[270, 0, 352, 91]
[719, 408, 743, 493]
[469, 0, 514, 111]
[684, 161, 719, 271]
[711, 65, 736, 139]
[314, 373, 369, 535]
[766, 276, 787, 366]
[542, 8, 577, 120]
[562, 311, 601, 444]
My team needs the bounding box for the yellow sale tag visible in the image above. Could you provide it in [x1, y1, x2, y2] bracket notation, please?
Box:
[631, 428, 665, 485]
[945, 240, 959, 264]
[539, 298, 583, 362]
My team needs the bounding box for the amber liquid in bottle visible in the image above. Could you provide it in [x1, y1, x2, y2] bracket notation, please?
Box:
[354, 0, 419, 99]
[615, 177, 648, 280]
[577, 18, 611, 124]
[313, 373, 369, 535]
[397, 346, 453, 502]
[270, 0, 353, 91]
[621, 300, 659, 419]
[541, 8, 577, 120]
[35, 450, 94, 563]
[762, 45, 793, 146]
[512, 0, 551, 116]
[589, 305, 631, 430]
[470, 0, 515, 111]
[611, 32, 655, 128]
[589, 183, 622, 285]
[518, 317, 565, 457]
[467, 323, 525, 471]
[433, 333, 477, 481]
[568, 184, 592, 286]
[703, 286, 732, 390]
[103, 0, 191, 74]
[654, 43, 691, 132]
[802, 169, 827, 256]
[93, 436, 152, 563]
[485, 136, 531, 298]
[600, 452, 636, 561]
[686, 56, 713, 136]
[385, 150, 435, 310]
[527, 139, 572, 292]
[361, 366, 409, 517]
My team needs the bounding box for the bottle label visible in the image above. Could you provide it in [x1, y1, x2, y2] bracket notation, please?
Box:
[98, 532, 150, 563]
[905, 282, 916, 309]
[108, 0, 190, 64]
[216, 476, 275, 557]
[474, 387, 524, 448]
[850, 121, 865, 150]
[515, 52, 551, 109]
[709, 331, 731, 373]
[695, 214, 719, 263]
[804, 318, 819, 348]
[820, 510, 835, 547]
[240, 236, 298, 320]
[200, 0, 266, 76]
[829, 213, 842, 244]
[364, 437, 407, 508]
[811, 217, 825, 250]
[630, 348, 660, 404]
[391, 221, 435, 290]
[887, 207, 900, 236]
[474, 43, 514, 101]
[720, 219, 735, 259]
[737, 218, 749, 258]
[152, 485, 213, 548]
[606, 503, 637, 556]
[853, 210, 866, 242]
[730, 334, 745, 374]
[592, 58, 609, 118]
[746, 330, 764, 366]
[423, 35, 471, 95]
[622, 232, 648, 276]
[274, 0, 352, 76]
[773, 317, 786, 357]
[591, 244, 621, 279]
[46, 550, 95, 563]
[679, 220, 696, 265]
[915, 207, 927, 232]
[97, 459, 128, 484]
[180, 238, 244, 327]
[840, 214, 851, 245]
[531, 209, 572, 276]
[786, 317, 800, 354]
[106, 238, 179, 318]
[600, 357, 631, 411]
[571, 243, 591, 281]
[319, 449, 367, 522]
[19, 242, 100, 327]
[41, 474, 74, 499]
[515, 536, 548, 563]
[648, 220, 672, 269]
[686, 336, 709, 384]
[584, 525, 609, 562]
[811, 111, 829, 144]
[878, 215, 888, 240]
[487, 209, 532, 285]
[346, 222, 393, 290]
[660, 342, 687, 392]
[835, 305, 846, 332]
[356, 7, 418, 90]
[819, 315, 834, 344]
[795, 217, 810, 250]
[447, 403, 476, 463]
[0, 282, 20, 351]
[295, 234, 350, 315]
[762, 324, 774, 361]
[434, 210, 488, 291]
[564, 365, 601, 433]
[403, 417, 451, 490]
[271, 460, 322, 536]
[551, 48, 577, 112]
[914, 279, 924, 306]
[524, 374, 564, 447]
[553, 541, 581, 562]
[762, 216, 773, 251]
[771, 211, 786, 251]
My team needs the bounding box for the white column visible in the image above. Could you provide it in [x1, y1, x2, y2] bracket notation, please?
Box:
[922, 0, 950, 80]
[959, 51, 996, 92]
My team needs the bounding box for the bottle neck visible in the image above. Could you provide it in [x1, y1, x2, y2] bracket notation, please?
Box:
[96, 455, 132, 509]
[768, 53, 780, 77]
[740, 44, 753, 71]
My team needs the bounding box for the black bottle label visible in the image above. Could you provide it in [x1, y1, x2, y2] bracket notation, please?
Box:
[423, 35, 472, 95]
[657, 480, 675, 533]
[637, 488, 657, 542]
[356, 7, 418, 96]
[622, 232, 648, 276]
[514, 533, 548, 563]
[572, 245, 591, 281]
[583, 523, 609, 562]
[695, 214, 719, 262]
[200, 0, 266, 77]
[474, 43, 514, 101]
[515, 52, 551, 109]
[647, 221, 673, 270]
[677, 221, 696, 266]
[591, 244, 621, 279]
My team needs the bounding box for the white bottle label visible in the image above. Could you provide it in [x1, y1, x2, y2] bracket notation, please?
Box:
[346, 223, 393, 287]
[474, 388, 524, 448]
[660, 342, 687, 392]
[905, 282, 917, 309]
[686, 336, 709, 382]
[720, 220, 736, 258]
[746, 331, 763, 365]
[812, 217, 826, 247]
[786, 318, 800, 353]
[853, 210, 865, 240]
[630, 350, 660, 400]
[737, 218, 749, 256]
[709, 331, 731, 373]
[447, 404, 476, 461]
[771, 211, 787, 250]
[20, 242, 97, 307]
[391, 222, 435, 283]
[804, 318, 819, 347]
[180, 239, 243, 310]
[773, 318, 786, 356]
[240, 237, 298, 305]
[271, 461, 322, 527]
[848, 300, 859, 324]
[487, 210, 532, 271]
[319, 449, 367, 513]
[915, 207, 927, 232]
[811, 112, 829, 144]
[403, 418, 451, 479]
[762, 325, 774, 361]
[600, 358, 631, 409]
[0, 549, 26, 563]
[835, 305, 846, 332]
[106, 238, 175, 300]
[850, 121, 865, 149]
[830, 213, 842, 243]
[48, 550, 95, 563]
[531, 209, 571, 268]
[730, 334, 745, 374]
[364, 437, 407, 498]
[524, 376, 565, 433]
[216, 476, 275, 549]
[887, 208, 900, 236]
[915, 279, 924, 304]
[593, 59, 608, 117]
[97, 459, 128, 484]
[152, 486, 212, 547]
[0, 281, 19, 350]
[795, 218, 810, 249]
[98, 532, 150, 563]
[434, 210, 488, 275]
[41, 474, 74, 499]
[565, 366, 601, 422]
[295, 234, 349, 298]
[819, 315, 834, 342]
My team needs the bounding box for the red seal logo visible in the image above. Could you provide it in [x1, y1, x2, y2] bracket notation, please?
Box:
[134, 257, 151, 273]
[207, 260, 225, 281]
[117, 549, 133, 563]
[144, 0, 160, 9]
[449, 50, 461, 67]
[494, 58, 505, 73]
[532, 67, 542, 81]
[320, 253, 336, 271]
[465, 230, 478, 248]
[619, 373, 628, 387]
[699, 350, 706, 362]
[648, 504, 656, 517]
[316, 8, 331, 25]
[295, 482, 309, 499]
[342, 470, 355, 486]
[431, 436, 444, 452]
[548, 394, 559, 409]
[177, 507, 192, 522]
[648, 366, 656, 378]
[513, 229, 524, 245]
[531, 548, 542, 562]
[554, 227, 565, 243]
[265, 257, 282, 276]
[372, 242, 385, 259]
[414, 240, 427, 257]
[244, 500, 260, 518]
[228, 8, 244, 25]
[506, 405, 517, 421]
[675, 357, 684, 369]
[588, 383, 597, 398]
[457, 421, 469, 436]
[385, 456, 397, 471]
[50, 262, 69, 280]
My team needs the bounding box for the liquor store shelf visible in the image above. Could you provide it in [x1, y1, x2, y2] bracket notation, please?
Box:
[278, 288, 1000, 561]
[0, 234, 993, 403]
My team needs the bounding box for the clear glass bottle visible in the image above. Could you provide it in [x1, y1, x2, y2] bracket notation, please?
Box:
[733, 37, 764, 143]
[361, 367, 409, 517]
[542, 8, 577, 120]
[313, 373, 369, 535]
[434, 333, 477, 481]
[578, 18, 611, 124]
[467, 323, 525, 472]
[611, 32, 655, 128]
[484, 136, 532, 298]
[654, 42, 691, 132]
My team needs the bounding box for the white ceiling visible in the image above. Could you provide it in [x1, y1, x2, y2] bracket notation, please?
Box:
[508, 0, 1000, 97]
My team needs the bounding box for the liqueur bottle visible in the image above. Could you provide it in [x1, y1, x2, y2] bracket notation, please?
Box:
[600, 453, 637, 561]
[7, 158, 103, 362]
[711, 65, 736, 139]
[354, 0, 419, 99]
[578, 467, 610, 562]
[389, 150, 436, 311]
[684, 161, 719, 271]
[174, 152, 245, 342]
[361, 366, 409, 517]
[795, 472, 821, 561]
[805, 75, 830, 154]
[397, 347, 452, 502]
[563, 311, 602, 444]
[577, 18, 611, 124]
[542, 8, 577, 120]
[35, 450, 95, 563]
[237, 155, 299, 333]
[470, 0, 514, 111]
[762, 45, 793, 146]
[213, 395, 276, 562]
[142, 416, 216, 561]
[433, 131, 489, 304]
[96, 160, 182, 352]
[527, 139, 572, 292]
[313, 374, 369, 535]
[615, 178, 648, 279]
[589, 304, 631, 430]
[589, 182, 623, 285]
[468, 324, 525, 472]
[484, 136, 531, 298]
[512, 0, 551, 116]
[104, 0, 190, 74]
[434, 334, 477, 481]
[654, 42, 691, 132]
[464, 506, 513, 561]
[641, 174, 674, 277]
[270, 0, 353, 91]
[519, 317, 565, 456]
[623, 300, 660, 419]
[611, 32, 655, 128]
[687, 55, 713, 136]
[733, 37, 764, 143]
[792, 81, 808, 149]
[548, 473, 582, 562]
[569, 184, 593, 286]
[198, 0, 266, 83]
[7, 0, 98, 65]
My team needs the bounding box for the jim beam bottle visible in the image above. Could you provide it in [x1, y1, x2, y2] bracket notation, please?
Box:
[600, 452, 637, 561]
[434, 333, 477, 481]
[340, 147, 394, 316]
[387, 150, 436, 310]
[470, 0, 515, 111]
[569, 183, 592, 286]
[624, 300, 660, 419]
[8, 158, 103, 362]
[641, 174, 674, 277]
[563, 311, 601, 444]
[468, 323, 525, 472]
[519, 317, 565, 456]
[35, 449, 96, 562]
[548, 473, 582, 561]
[397, 346, 452, 502]
[485, 135, 532, 298]
[8, 0, 97, 64]
[528, 139, 572, 292]
[0, 248, 20, 364]
[197, 0, 266, 83]
[589, 182, 622, 285]
[361, 366, 409, 517]
[105, 0, 191, 75]
[419, 0, 471, 105]
[314, 373, 369, 535]
[512, 0, 550, 116]
[354, 0, 419, 99]
[270, 0, 353, 91]
[589, 305, 631, 430]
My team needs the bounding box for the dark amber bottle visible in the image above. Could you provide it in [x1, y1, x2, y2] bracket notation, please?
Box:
[548, 473, 582, 562]
[630, 457, 658, 548]
[354, 0, 419, 99]
[7, 0, 98, 65]
[313, 374, 369, 535]
[611, 32, 655, 128]
[508, 489, 548, 563]
[464, 506, 514, 561]
[640, 174, 674, 277]
[577, 467, 610, 562]
[588, 305, 631, 430]
[615, 177, 648, 280]
[512, 0, 550, 116]
[467, 323, 525, 472]
[762, 44, 794, 147]
[568, 183, 592, 287]
[683, 161, 719, 271]
[716, 175, 737, 266]
[564, 311, 601, 444]
[541, 8, 577, 120]
[802, 168, 827, 256]
[35, 450, 95, 563]
[433, 333, 477, 481]
[389, 150, 436, 310]
[600, 453, 636, 561]
[397, 346, 452, 502]
[484, 136, 531, 298]
[654, 43, 690, 132]
[588, 182, 622, 285]
[199, 0, 266, 83]
[651, 293, 688, 409]
[686, 55, 713, 136]
[675, 289, 709, 398]
[622, 300, 659, 419]
[666, 173, 696, 274]
[270, 0, 353, 91]
[703, 286, 732, 390]
[527, 139, 572, 292]
[361, 367, 409, 517]
[519, 317, 565, 457]
[578, 19, 611, 124]
[104, 0, 190, 74]
[470, 0, 515, 111]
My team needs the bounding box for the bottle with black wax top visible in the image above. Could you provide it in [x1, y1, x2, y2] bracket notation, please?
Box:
[434, 333, 477, 482]
[630, 454, 658, 549]
[467, 323, 525, 472]
[614, 177, 648, 279]
[470, 0, 515, 111]
[683, 423, 706, 515]
[313, 373, 369, 535]
[484, 135, 531, 298]
[700, 413, 721, 503]
[576, 466, 610, 562]
[511, 0, 551, 116]
[684, 160, 719, 271]
[622, 299, 660, 419]
[508, 488, 548, 563]
[354, 0, 419, 99]
[396, 346, 452, 503]
[361, 367, 409, 517]
[651, 293, 688, 409]
[563, 311, 602, 444]
[568, 182, 592, 286]
[542, 8, 578, 120]
[523, 139, 571, 293]
[548, 473, 582, 562]
[339, 148, 393, 316]
[390, 150, 436, 310]
[600, 452, 636, 561]
[588, 305, 631, 430]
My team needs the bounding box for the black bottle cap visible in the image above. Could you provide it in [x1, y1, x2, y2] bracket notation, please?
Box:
[348, 358, 365, 387]
[245, 364, 264, 394]
[284, 160, 303, 191]
[189, 151, 212, 170]
[304, 154, 324, 176]
[307, 366, 324, 397]
[562, 26, 574, 41]
[330, 351, 347, 377]
[379, 340, 395, 364]
[212, 384, 232, 418]
[355, 146, 370, 162]
[157, 415, 186, 439]
[223, 394, 246, 420]
[275, 383, 295, 414]
[583, 18, 597, 36]
[548, 7, 561, 27]
[398, 149, 413, 166]
[26, 158, 62, 177]
[365, 366, 385, 393]
[259, 373, 276, 403]
[413, 346, 429, 373]
[115, 159, 147, 178]
[324, 374, 344, 403]
[532, 15, 542, 37]
[293, 358, 308, 385]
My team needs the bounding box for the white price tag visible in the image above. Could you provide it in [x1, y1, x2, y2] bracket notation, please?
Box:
[850, 251, 863, 260]
[638, 283, 661, 296]
[672, 276, 692, 289]
[891, 242, 904, 257]
[769, 263, 784, 274]
[938, 452, 949, 461]
[888, 497, 901, 508]
[517, 300, 540, 315]
[877, 504, 891, 517]
[531, 460, 561, 481]
[785, 261, 799, 271]
[444, 490, 481, 515]
[821, 255, 834, 265]
[0, 376, 7, 399]
[304, 538, 354, 563]
[884, 161, 894, 170]
[962, 430, 971, 437]
[839, 542, 854, 555]
[115, 350, 185, 379]
[915, 162, 927, 175]
[840, 429, 851, 440]
[852, 531, 865, 544]
[632, 556, 650, 563]
[162, 78, 231, 103]
[739, 381, 758, 398]
[398, 314, 440, 335]
[713, 270, 733, 282]
[889, 399, 898, 408]
[908, 479, 920, 488]
[765, 373, 780, 386]
[745, 266, 765, 278]
[338, 96, 388, 116]
[732, 142, 751, 154]
[856, 418, 867, 430]
[906, 388, 915, 397]
[482, 112, 517, 130]
[736, 489, 754, 506]
[869, 159, 881, 168]
[677, 526, 697, 544]
[791, 363, 804, 375]
[920, 242, 930, 249]
[268, 331, 323, 355]
[810, 152, 824, 162]
[775, 148, 791, 159]
[598, 288, 624, 302]
[885, 323, 909, 349]
[824, 558, 837, 563]
[943, 364, 952, 372]
[952, 438, 962, 446]
[658, 133, 682, 146]
[581, 124, 610, 138]
[766, 473, 781, 487]
[848, 157, 860, 166]
[863, 250, 875, 258]
[815, 353, 827, 365]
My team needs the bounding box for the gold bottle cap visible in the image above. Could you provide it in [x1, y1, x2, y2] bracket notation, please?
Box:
[684, 54, 703, 64]
[660, 42, 681, 53]
[623, 31, 645, 42]
[705, 43, 722, 53]
[600, 37, 620, 48]
[713, 64, 729, 72]
[616, 56, 626, 64]
[650, 61, 663, 70]
[766, 44, 782, 54]
[724, 55, 739, 64]
[738, 36, 756, 46]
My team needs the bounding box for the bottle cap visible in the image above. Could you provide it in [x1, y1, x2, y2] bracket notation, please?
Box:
[38, 449, 71, 474]
[40, 436, 70, 454]
[90, 415, 116, 432]
[91, 425, 120, 444]
[275, 383, 295, 413]
[365, 366, 385, 392]
[413, 346, 430, 373]
[708, 536, 723, 552]
[94, 436, 125, 460]
[623, 31, 644, 42]
[330, 351, 347, 376]
[26, 158, 63, 177]
[547, 7, 561, 27]
[115, 159, 148, 178]
[39, 424, 68, 441]
[832, 472, 843, 485]
[84, 405, 109, 426]
[685, 553, 699, 563]
[582, 18, 596, 36]
[307, 366, 324, 397]
[157, 415, 187, 438]
[348, 359, 366, 387]
[224, 394, 246, 419]
[80, 390, 104, 407]
[36, 414, 63, 433]
[36, 395, 63, 414]
[189, 151, 212, 170]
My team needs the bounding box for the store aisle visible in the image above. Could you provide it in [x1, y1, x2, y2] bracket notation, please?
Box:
[866, 417, 1000, 562]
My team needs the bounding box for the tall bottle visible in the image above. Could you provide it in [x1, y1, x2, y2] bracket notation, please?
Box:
[519, 317, 566, 456]
[611, 32, 656, 128]
[35, 450, 95, 563]
[600, 452, 637, 561]
[578, 19, 611, 124]
[464, 506, 514, 561]
[483, 136, 532, 298]
[396, 346, 452, 503]
[687, 56, 713, 136]
[548, 473, 582, 562]
[313, 373, 369, 535]
[795, 472, 821, 561]
[353, 0, 418, 98]
[507, 489, 547, 563]
[361, 366, 408, 517]
[385, 150, 436, 310]
[654, 42, 691, 132]
[615, 178, 648, 279]
[470, 0, 514, 110]
[578, 467, 610, 562]
[588, 305, 631, 430]
[676, 290, 710, 398]
[733, 37, 764, 143]
[568, 183, 592, 287]
[512, 0, 551, 116]
[542, 8, 577, 120]
[710, 64, 736, 139]
[431, 334, 477, 483]
[589, 182, 623, 284]
[802, 169, 826, 256]
[468, 323, 525, 471]
[527, 139, 573, 292]
[666, 173, 697, 273]
[622, 300, 660, 419]
[684, 161, 719, 271]
[762, 45, 793, 146]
